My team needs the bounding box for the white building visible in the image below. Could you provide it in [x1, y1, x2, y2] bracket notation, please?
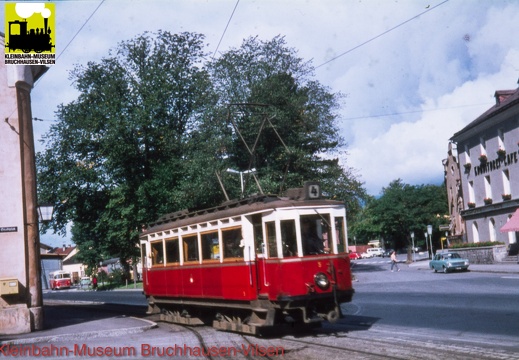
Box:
[450, 83, 519, 246]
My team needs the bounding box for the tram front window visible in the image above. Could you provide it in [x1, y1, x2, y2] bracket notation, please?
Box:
[301, 215, 330, 255]
[281, 220, 297, 257]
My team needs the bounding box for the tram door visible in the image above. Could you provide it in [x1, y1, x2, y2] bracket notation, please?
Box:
[252, 212, 281, 296]
[140, 240, 150, 291]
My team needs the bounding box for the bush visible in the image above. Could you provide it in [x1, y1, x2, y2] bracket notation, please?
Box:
[450, 241, 504, 249]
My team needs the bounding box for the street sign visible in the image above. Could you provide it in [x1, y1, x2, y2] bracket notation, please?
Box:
[0, 227, 18, 233]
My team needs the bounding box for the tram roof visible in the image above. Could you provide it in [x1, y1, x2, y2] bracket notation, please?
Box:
[141, 191, 344, 236]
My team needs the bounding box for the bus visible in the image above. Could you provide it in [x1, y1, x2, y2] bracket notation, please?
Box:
[49, 270, 72, 290]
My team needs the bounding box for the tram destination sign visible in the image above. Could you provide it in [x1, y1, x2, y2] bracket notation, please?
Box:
[0, 227, 18, 233]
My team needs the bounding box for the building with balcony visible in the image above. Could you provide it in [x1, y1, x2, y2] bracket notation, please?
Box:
[449, 82, 519, 246]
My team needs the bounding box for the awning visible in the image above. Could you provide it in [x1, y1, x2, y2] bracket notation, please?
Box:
[500, 209, 519, 232]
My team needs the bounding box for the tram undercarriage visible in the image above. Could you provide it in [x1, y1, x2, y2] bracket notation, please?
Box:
[146, 294, 349, 335]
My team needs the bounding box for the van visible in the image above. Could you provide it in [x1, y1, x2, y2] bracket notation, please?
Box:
[367, 247, 384, 257]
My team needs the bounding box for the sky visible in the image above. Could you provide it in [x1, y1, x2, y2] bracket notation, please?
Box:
[2, 0, 519, 246]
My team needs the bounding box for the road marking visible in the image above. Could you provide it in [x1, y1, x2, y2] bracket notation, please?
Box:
[501, 276, 519, 280]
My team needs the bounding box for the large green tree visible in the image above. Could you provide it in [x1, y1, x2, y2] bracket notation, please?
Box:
[37, 31, 213, 270]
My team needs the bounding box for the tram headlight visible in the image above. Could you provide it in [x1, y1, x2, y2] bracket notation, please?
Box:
[314, 272, 330, 290]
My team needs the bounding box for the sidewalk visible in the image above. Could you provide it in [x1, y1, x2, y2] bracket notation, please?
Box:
[0, 301, 156, 345]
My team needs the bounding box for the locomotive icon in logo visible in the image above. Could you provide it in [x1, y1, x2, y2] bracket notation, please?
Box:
[4, 3, 55, 54]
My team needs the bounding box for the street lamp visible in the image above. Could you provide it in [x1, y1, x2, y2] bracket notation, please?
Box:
[226, 168, 256, 198]
[37, 203, 54, 223]
[410, 231, 415, 262]
[427, 224, 433, 259]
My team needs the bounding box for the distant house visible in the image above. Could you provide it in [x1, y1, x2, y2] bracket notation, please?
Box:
[40, 244, 86, 287]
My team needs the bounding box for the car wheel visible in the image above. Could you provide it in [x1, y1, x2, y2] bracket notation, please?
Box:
[442, 266, 448, 274]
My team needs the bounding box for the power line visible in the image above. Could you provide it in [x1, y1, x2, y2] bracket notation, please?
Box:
[212, 0, 240, 60]
[340, 102, 493, 121]
[315, 0, 450, 69]
[56, 0, 105, 62]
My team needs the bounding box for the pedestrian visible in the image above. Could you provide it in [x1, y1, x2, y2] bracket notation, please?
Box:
[390, 251, 400, 272]
[92, 276, 98, 291]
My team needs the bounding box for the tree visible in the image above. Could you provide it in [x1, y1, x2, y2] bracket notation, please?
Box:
[205, 36, 365, 204]
[351, 179, 448, 262]
[37, 31, 213, 271]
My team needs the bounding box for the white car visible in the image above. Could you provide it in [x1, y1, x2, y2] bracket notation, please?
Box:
[360, 252, 373, 259]
[367, 247, 384, 257]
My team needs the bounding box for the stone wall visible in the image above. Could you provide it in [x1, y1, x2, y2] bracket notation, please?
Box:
[449, 245, 507, 264]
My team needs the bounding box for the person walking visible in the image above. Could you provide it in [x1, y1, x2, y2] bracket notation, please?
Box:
[390, 251, 400, 272]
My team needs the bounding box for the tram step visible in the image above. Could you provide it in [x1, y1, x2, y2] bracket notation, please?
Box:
[251, 308, 269, 313]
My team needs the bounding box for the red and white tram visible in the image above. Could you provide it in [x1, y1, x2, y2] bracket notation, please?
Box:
[140, 183, 354, 334]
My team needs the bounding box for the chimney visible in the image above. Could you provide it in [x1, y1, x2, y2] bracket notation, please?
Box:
[494, 90, 515, 106]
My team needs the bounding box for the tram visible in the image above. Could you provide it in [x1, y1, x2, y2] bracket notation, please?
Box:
[140, 182, 354, 334]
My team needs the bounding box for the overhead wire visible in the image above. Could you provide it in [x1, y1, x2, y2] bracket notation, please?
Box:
[315, 0, 450, 70]
[212, 0, 240, 60]
[340, 102, 494, 121]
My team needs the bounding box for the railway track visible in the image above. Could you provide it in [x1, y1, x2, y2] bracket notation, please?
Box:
[159, 321, 519, 360]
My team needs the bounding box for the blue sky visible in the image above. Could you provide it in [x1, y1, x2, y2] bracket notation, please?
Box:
[2, 0, 519, 246]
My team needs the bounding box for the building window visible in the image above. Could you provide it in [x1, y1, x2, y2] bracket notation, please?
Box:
[498, 128, 505, 147]
[484, 176, 492, 201]
[503, 169, 511, 198]
[468, 181, 475, 204]
[480, 137, 487, 154]
[489, 218, 496, 242]
[472, 222, 479, 243]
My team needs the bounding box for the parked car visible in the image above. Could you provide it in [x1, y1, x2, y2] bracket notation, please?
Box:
[429, 252, 469, 273]
[367, 247, 384, 257]
[348, 252, 361, 260]
[79, 277, 91, 289]
[360, 252, 373, 259]
[382, 249, 394, 258]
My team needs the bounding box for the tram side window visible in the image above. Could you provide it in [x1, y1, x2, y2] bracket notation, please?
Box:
[151, 241, 164, 266]
[281, 220, 297, 257]
[201, 231, 219, 261]
[265, 221, 278, 258]
[335, 217, 346, 253]
[183, 235, 199, 262]
[223, 227, 243, 259]
[165, 238, 180, 264]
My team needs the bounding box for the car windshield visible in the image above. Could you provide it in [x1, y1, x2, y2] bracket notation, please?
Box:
[445, 253, 460, 259]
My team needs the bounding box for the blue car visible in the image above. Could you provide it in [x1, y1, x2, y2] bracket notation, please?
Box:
[429, 252, 469, 273]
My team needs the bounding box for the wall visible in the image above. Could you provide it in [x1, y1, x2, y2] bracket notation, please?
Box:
[449, 245, 508, 264]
